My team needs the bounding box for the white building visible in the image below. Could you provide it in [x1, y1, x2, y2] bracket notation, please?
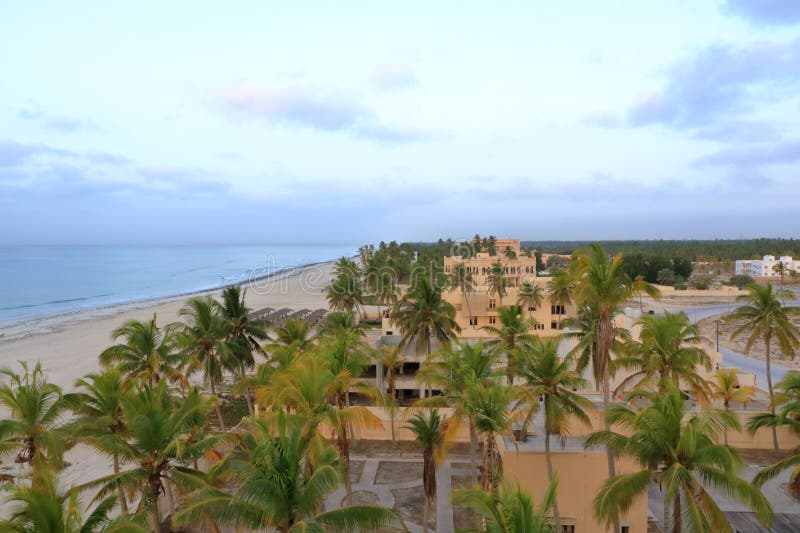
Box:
[735, 255, 800, 278]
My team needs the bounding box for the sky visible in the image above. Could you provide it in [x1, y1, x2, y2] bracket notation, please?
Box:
[2, 0, 800, 245]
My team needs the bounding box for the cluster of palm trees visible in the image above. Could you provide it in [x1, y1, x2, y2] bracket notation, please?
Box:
[391, 244, 800, 532]
[2, 244, 799, 533]
[0, 287, 404, 532]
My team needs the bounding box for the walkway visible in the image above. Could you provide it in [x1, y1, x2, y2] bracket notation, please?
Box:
[325, 457, 475, 533]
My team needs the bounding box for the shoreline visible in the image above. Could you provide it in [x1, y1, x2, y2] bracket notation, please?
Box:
[0, 260, 332, 343]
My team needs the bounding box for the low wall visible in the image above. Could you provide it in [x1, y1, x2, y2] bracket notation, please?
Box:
[314, 406, 472, 443]
[722, 410, 799, 450]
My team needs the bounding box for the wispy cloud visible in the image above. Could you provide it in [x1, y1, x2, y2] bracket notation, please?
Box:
[694, 139, 800, 167]
[213, 83, 429, 143]
[585, 40, 800, 142]
[371, 63, 419, 92]
[18, 109, 98, 133]
[724, 0, 800, 25]
[627, 41, 800, 129]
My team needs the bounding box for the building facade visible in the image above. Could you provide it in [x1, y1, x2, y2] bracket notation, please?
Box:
[441, 238, 575, 337]
[735, 255, 800, 278]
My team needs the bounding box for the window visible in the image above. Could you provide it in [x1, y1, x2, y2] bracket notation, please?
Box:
[489, 316, 496, 324]
[621, 527, 630, 533]
[528, 306, 536, 311]
[551, 321, 558, 330]
[489, 298, 496, 309]
[469, 317, 478, 326]
[561, 526, 576, 533]
[551, 305, 566, 315]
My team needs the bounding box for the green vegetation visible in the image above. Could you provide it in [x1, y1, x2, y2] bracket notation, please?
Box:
[5, 242, 797, 533]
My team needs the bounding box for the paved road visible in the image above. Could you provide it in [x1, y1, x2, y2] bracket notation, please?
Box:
[664, 301, 800, 391]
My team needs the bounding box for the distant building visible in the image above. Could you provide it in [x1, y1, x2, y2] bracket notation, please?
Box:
[735, 255, 800, 278]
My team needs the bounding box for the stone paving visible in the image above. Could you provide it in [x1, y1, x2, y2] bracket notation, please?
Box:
[325, 457, 475, 533]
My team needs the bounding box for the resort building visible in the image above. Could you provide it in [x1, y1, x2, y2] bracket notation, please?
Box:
[735, 255, 800, 278]
[440, 238, 576, 336]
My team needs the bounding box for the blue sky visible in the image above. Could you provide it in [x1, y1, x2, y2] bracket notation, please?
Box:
[2, 0, 800, 244]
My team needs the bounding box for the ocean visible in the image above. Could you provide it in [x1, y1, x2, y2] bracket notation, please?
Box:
[0, 244, 356, 327]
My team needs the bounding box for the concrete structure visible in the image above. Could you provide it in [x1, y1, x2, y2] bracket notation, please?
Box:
[735, 255, 800, 278]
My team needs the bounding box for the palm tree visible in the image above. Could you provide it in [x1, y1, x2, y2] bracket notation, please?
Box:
[710, 368, 754, 445]
[447, 262, 477, 326]
[453, 479, 556, 533]
[587, 387, 771, 533]
[174, 416, 403, 533]
[328, 272, 365, 317]
[259, 351, 380, 502]
[614, 311, 713, 400]
[462, 381, 515, 492]
[563, 303, 631, 392]
[419, 341, 501, 482]
[372, 270, 399, 318]
[727, 282, 800, 450]
[85, 382, 218, 533]
[406, 410, 448, 533]
[486, 262, 507, 307]
[482, 305, 535, 385]
[377, 345, 404, 445]
[751, 371, 800, 497]
[571, 244, 659, 505]
[318, 311, 368, 345]
[65, 368, 130, 513]
[271, 317, 316, 351]
[0, 361, 69, 474]
[99, 316, 185, 389]
[393, 278, 461, 388]
[0, 469, 147, 532]
[631, 274, 649, 312]
[219, 286, 269, 412]
[517, 281, 545, 322]
[175, 296, 232, 430]
[513, 337, 592, 531]
[546, 267, 576, 330]
[773, 260, 787, 294]
[333, 256, 360, 278]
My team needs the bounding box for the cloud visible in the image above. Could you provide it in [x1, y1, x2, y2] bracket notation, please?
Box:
[627, 41, 800, 129]
[371, 64, 419, 92]
[18, 109, 98, 133]
[694, 139, 800, 167]
[213, 84, 428, 143]
[724, 0, 800, 25]
[138, 166, 231, 195]
[84, 150, 130, 165]
[585, 40, 800, 141]
[0, 139, 69, 167]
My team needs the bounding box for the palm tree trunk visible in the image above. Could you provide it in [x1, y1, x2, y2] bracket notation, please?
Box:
[150, 487, 162, 533]
[113, 453, 128, 514]
[672, 490, 681, 533]
[423, 495, 430, 533]
[544, 430, 561, 531]
[338, 428, 352, 503]
[210, 380, 226, 431]
[600, 314, 619, 533]
[469, 421, 479, 484]
[244, 393, 253, 416]
[765, 336, 779, 451]
[663, 490, 670, 533]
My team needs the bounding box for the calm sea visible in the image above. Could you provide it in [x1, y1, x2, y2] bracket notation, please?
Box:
[0, 244, 356, 326]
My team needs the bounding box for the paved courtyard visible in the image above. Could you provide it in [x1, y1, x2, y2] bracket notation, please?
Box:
[325, 457, 476, 533]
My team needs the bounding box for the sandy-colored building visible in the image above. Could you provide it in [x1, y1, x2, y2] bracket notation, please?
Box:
[441, 238, 576, 337]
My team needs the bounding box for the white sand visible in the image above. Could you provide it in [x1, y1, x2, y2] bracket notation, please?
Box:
[0, 261, 335, 495]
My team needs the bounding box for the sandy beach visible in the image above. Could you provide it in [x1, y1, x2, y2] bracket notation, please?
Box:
[0, 261, 336, 493]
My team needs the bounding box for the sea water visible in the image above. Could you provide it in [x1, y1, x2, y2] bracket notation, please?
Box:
[0, 244, 355, 327]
